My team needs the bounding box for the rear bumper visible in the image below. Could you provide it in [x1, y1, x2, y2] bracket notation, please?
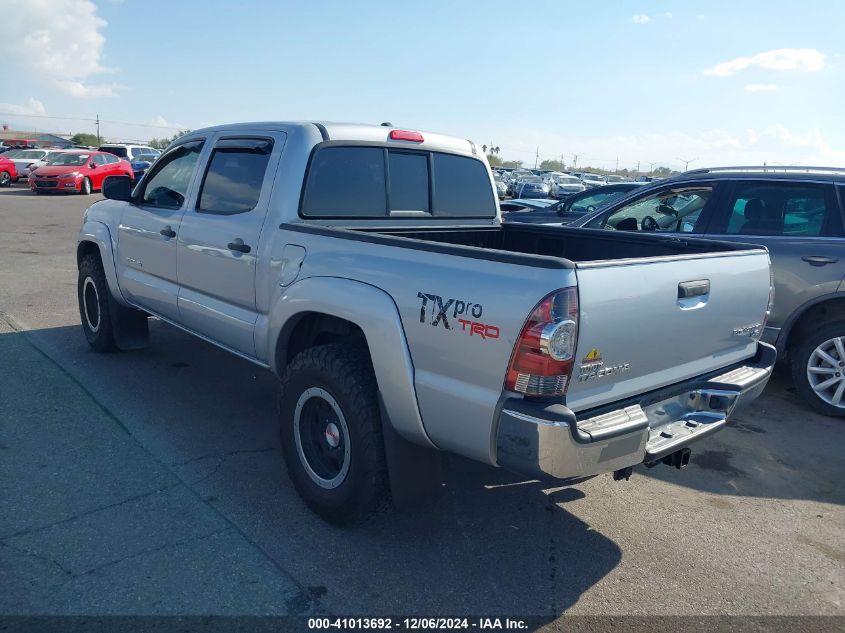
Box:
[495, 342, 776, 480]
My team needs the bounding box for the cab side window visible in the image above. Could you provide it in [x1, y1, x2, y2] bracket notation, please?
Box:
[93, 154, 107, 165]
[196, 138, 273, 215]
[140, 141, 204, 208]
[719, 183, 837, 237]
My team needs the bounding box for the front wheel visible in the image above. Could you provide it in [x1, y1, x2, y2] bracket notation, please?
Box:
[792, 321, 845, 417]
[79, 177, 92, 195]
[279, 343, 389, 525]
[0, 171, 10, 187]
[78, 254, 118, 352]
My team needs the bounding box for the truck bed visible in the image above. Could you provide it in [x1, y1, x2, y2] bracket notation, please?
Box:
[284, 223, 763, 268]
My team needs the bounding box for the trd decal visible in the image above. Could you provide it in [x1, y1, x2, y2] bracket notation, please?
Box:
[417, 292, 497, 340]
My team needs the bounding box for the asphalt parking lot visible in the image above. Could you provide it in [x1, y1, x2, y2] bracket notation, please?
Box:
[0, 184, 843, 619]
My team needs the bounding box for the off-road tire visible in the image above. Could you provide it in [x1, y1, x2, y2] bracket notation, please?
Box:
[279, 343, 389, 525]
[78, 254, 118, 352]
[792, 320, 845, 417]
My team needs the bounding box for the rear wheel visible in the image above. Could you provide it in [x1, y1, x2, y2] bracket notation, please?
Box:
[79, 177, 92, 195]
[0, 171, 10, 187]
[279, 343, 389, 525]
[792, 321, 845, 417]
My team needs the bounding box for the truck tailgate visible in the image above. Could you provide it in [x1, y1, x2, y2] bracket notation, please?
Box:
[566, 250, 771, 412]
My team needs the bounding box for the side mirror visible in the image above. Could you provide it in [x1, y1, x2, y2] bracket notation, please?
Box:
[89, 162, 97, 169]
[102, 175, 132, 202]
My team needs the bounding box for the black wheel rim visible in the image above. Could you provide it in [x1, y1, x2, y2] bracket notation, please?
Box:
[293, 388, 350, 489]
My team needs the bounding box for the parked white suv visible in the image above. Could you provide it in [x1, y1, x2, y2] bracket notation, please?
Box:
[97, 144, 160, 161]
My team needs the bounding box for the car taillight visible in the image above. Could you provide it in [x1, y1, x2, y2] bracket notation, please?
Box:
[505, 287, 579, 397]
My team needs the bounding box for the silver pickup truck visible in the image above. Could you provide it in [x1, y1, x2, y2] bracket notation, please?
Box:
[76, 122, 776, 524]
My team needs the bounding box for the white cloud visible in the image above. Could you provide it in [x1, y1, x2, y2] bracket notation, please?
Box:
[0, 0, 118, 97]
[704, 48, 826, 77]
[631, 14, 651, 25]
[149, 115, 187, 130]
[664, 12, 673, 18]
[0, 98, 47, 115]
[744, 83, 780, 92]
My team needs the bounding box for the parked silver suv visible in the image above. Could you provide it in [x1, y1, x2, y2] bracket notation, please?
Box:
[572, 166, 845, 417]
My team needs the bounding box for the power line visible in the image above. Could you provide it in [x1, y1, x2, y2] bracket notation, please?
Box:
[0, 111, 182, 131]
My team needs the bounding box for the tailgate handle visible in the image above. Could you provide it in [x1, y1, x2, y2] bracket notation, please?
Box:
[678, 279, 710, 298]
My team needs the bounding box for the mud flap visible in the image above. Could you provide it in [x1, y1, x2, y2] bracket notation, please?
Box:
[379, 396, 444, 509]
[108, 294, 150, 350]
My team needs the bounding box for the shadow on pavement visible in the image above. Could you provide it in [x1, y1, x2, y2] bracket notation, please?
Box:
[3, 321, 622, 616]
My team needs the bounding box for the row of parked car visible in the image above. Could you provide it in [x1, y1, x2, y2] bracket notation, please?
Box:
[493, 168, 644, 200]
[0, 144, 161, 194]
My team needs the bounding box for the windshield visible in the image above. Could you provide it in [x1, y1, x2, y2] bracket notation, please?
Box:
[604, 175, 624, 183]
[583, 174, 604, 182]
[556, 176, 581, 184]
[46, 153, 91, 166]
[522, 176, 542, 183]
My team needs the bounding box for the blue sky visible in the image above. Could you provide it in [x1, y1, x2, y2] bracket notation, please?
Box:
[1, 0, 843, 170]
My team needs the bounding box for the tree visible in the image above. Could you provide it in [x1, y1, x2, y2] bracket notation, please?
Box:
[149, 129, 192, 149]
[501, 160, 523, 169]
[539, 159, 566, 171]
[486, 154, 503, 167]
[70, 133, 99, 147]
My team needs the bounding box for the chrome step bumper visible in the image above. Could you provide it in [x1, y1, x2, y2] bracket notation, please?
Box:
[495, 342, 775, 480]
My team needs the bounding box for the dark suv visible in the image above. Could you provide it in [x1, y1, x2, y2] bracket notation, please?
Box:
[572, 166, 845, 417]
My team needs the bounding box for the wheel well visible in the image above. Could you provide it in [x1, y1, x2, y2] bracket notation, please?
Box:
[277, 312, 369, 371]
[786, 298, 845, 355]
[77, 240, 101, 267]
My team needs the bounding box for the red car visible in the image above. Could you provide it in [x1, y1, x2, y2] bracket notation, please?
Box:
[29, 150, 134, 195]
[0, 155, 17, 187]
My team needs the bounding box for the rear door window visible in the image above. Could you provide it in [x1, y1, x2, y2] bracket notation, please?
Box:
[717, 182, 839, 236]
[197, 138, 273, 215]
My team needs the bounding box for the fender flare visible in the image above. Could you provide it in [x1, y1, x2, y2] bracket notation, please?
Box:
[77, 221, 129, 306]
[265, 276, 436, 449]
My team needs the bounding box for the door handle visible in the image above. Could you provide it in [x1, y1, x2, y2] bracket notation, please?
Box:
[802, 255, 838, 267]
[159, 226, 176, 238]
[678, 279, 710, 298]
[227, 239, 251, 254]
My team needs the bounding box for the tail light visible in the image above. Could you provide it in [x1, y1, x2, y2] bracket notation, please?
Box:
[505, 287, 579, 397]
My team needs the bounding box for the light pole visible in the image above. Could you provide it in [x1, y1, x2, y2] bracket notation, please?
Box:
[678, 157, 698, 171]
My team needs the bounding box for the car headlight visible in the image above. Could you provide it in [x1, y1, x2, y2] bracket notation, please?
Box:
[57, 171, 80, 178]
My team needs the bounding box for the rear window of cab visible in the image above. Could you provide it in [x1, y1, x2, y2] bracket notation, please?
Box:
[300, 145, 496, 218]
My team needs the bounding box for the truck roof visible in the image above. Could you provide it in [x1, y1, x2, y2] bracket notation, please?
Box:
[185, 121, 480, 157]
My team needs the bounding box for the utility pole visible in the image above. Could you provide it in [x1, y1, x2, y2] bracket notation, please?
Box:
[572, 154, 579, 169]
[534, 146, 539, 169]
[560, 154, 564, 170]
[615, 156, 619, 174]
[96, 114, 101, 144]
[678, 156, 698, 171]
[636, 161, 640, 177]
